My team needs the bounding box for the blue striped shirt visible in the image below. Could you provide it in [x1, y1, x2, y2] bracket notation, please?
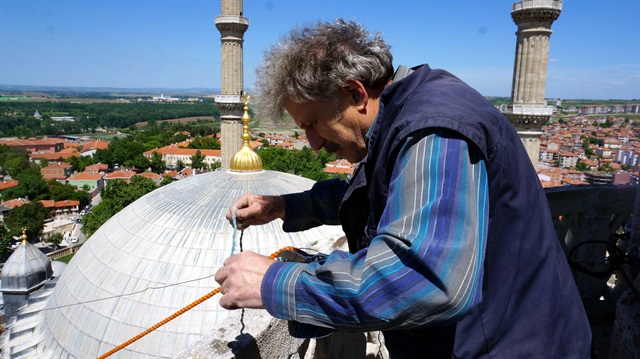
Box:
[262, 129, 489, 332]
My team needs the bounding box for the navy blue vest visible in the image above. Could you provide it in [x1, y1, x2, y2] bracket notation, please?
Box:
[339, 65, 591, 358]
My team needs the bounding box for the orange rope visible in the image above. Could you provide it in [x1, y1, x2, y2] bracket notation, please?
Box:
[97, 246, 295, 359]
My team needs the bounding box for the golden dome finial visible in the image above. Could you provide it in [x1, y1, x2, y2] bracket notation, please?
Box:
[230, 94, 263, 172]
[21, 227, 27, 245]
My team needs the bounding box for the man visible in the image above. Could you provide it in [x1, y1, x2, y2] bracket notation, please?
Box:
[215, 19, 591, 358]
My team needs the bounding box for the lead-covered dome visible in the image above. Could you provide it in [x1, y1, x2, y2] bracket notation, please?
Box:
[1, 241, 52, 292]
[31, 170, 344, 358]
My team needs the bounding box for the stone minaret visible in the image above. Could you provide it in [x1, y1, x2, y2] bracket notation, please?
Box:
[501, 0, 562, 169]
[215, 0, 248, 169]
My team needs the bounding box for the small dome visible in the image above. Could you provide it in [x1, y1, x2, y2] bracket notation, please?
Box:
[230, 146, 262, 171]
[51, 260, 68, 277]
[1, 241, 52, 292]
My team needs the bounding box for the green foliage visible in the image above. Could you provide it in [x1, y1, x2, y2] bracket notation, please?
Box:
[2, 166, 50, 200]
[48, 180, 91, 208]
[176, 160, 185, 172]
[160, 175, 175, 186]
[67, 155, 94, 172]
[576, 161, 589, 171]
[48, 232, 63, 248]
[48, 180, 77, 200]
[190, 150, 207, 170]
[149, 151, 165, 173]
[0, 224, 10, 261]
[0, 149, 31, 177]
[5, 202, 49, 241]
[257, 146, 338, 181]
[94, 136, 147, 169]
[127, 154, 151, 171]
[101, 176, 157, 208]
[581, 139, 595, 158]
[0, 100, 220, 137]
[599, 119, 613, 128]
[187, 136, 220, 150]
[598, 162, 614, 173]
[210, 161, 221, 171]
[81, 176, 158, 238]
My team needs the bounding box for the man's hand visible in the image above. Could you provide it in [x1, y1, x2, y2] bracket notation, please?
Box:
[214, 251, 275, 309]
[226, 194, 285, 230]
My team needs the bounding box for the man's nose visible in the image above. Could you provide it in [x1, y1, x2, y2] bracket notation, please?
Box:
[305, 129, 326, 151]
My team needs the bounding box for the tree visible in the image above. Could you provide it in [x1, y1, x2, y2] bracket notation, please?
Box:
[190, 150, 207, 170]
[67, 155, 94, 173]
[81, 176, 158, 238]
[2, 167, 50, 200]
[176, 159, 185, 172]
[160, 176, 175, 186]
[149, 151, 165, 173]
[0, 224, 10, 261]
[48, 232, 63, 249]
[5, 202, 50, 241]
[575, 161, 589, 172]
[598, 163, 613, 173]
[187, 136, 220, 150]
[94, 137, 147, 169]
[256, 146, 337, 181]
[125, 154, 150, 171]
[210, 161, 222, 171]
[101, 176, 157, 209]
[3, 153, 31, 178]
[48, 180, 77, 201]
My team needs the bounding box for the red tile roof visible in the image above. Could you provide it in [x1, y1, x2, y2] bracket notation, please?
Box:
[68, 172, 105, 181]
[0, 179, 19, 190]
[3, 198, 29, 208]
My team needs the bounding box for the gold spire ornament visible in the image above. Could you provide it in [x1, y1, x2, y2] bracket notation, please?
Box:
[229, 94, 263, 172]
[21, 227, 27, 245]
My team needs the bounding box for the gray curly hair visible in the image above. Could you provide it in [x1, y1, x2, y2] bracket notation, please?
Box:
[253, 18, 394, 121]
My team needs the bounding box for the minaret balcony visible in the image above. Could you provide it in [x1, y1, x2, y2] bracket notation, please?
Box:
[512, 0, 563, 12]
[214, 94, 244, 105]
[215, 15, 249, 31]
[502, 103, 554, 116]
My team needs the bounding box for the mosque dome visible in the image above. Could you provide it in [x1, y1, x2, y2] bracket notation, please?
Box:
[1, 238, 52, 292]
[27, 170, 344, 358]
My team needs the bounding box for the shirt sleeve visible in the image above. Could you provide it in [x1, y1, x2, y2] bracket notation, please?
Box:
[280, 178, 347, 232]
[262, 129, 489, 331]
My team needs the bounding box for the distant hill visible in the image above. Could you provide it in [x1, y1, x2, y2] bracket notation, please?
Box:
[0, 84, 222, 97]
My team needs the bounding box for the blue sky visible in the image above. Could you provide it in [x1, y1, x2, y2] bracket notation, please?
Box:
[1, 0, 638, 100]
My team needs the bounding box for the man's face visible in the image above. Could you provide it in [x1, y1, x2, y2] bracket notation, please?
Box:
[284, 98, 369, 163]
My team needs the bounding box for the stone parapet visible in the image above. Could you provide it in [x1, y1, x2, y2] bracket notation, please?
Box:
[176, 309, 388, 359]
[512, 0, 562, 12]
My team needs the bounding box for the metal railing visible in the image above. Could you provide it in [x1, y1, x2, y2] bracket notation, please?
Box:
[545, 185, 637, 299]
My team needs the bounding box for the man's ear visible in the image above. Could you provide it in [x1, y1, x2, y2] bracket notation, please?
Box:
[340, 80, 369, 110]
